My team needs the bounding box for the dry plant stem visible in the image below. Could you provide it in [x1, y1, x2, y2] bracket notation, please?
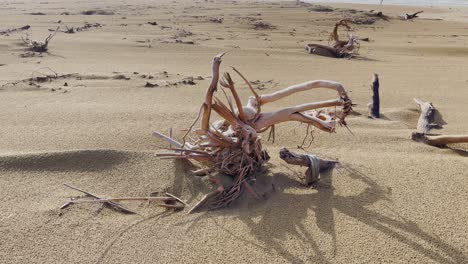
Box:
[62, 183, 137, 214]
[153, 131, 185, 148]
[165, 192, 189, 206]
[66, 197, 176, 203]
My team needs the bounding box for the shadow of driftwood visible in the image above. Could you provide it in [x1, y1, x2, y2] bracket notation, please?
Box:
[208, 164, 466, 263]
[450, 148, 468, 157]
[0, 150, 129, 172]
[170, 159, 211, 204]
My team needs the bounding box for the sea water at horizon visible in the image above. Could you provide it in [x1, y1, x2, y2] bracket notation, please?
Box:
[305, 0, 468, 7]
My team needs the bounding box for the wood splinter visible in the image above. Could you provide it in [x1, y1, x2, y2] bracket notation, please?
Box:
[279, 148, 339, 187]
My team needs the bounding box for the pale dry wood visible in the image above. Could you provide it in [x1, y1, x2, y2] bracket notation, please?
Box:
[414, 98, 437, 134]
[65, 197, 176, 203]
[412, 133, 468, 147]
[154, 53, 353, 212]
[279, 148, 338, 186]
[62, 183, 137, 214]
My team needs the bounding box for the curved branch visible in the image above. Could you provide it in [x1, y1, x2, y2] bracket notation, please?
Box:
[220, 72, 247, 122]
[258, 80, 347, 105]
[201, 52, 225, 131]
[252, 98, 343, 132]
[231, 67, 261, 117]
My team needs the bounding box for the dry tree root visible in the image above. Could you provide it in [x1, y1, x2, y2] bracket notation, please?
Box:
[306, 19, 360, 58]
[22, 26, 59, 52]
[154, 53, 352, 212]
[279, 148, 338, 187]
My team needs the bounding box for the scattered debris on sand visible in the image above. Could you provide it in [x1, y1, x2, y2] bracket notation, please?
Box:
[175, 39, 195, 44]
[81, 10, 114, 15]
[253, 21, 276, 30]
[21, 26, 59, 52]
[61, 183, 187, 214]
[145, 82, 159, 88]
[308, 5, 334, 12]
[208, 17, 224, 23]
[0, 25, 30, 36]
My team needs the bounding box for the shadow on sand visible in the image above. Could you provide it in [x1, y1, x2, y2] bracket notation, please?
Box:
[189, 163, 465, 263]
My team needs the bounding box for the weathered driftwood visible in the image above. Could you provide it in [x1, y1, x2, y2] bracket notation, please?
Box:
[306, 35, 359, 58]
[306, 20, 360, 58]
[22, 26, 59, 52]
[412, 133, 468, 147]
[279, 148, 338, 186]
[368, 73, 380, 118]
[414, 98, 438, 134]
[401, 11, 423, 20]
[154, 53, 352, 212]
[412, 98, 468, 147]
[329, 19, 351, 49]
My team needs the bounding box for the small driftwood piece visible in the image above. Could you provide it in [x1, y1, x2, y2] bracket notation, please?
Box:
[414, 98, 438, 134]
[61, 183, 137, 214]
[368, 73, 380, 118]
[412, 133, 468, 147]
[412, 98, 468, 147]
[155, 53, 353, 212]
[401, 11, 423, 20]
[279, 148, 338, 187]
[22, 26, 59, 52]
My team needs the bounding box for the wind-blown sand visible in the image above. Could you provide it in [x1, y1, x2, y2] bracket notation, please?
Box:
[0, 0, 467, 263]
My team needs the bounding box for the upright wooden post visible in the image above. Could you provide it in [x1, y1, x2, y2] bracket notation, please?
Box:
[368, 73, 380, 118]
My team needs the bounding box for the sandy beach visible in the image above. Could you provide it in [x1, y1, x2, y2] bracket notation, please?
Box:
[1, 0, 467, 263]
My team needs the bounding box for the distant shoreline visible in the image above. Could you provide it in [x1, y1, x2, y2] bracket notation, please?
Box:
[304, 0, 468, 8]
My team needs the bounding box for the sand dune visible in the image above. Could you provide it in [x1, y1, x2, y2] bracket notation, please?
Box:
[0, 0, 467, 263]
